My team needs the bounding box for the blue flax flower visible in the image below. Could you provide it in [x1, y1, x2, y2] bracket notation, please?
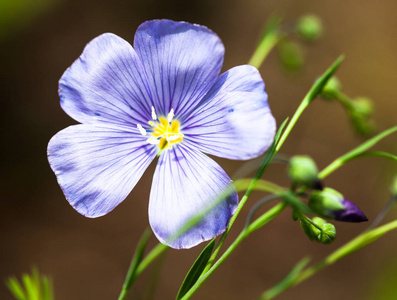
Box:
[48, 20, 276, 249]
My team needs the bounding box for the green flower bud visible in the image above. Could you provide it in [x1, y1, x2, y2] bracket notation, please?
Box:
[348, 97, 375, 136]
[288, 155, 322, 189]
[309, 188, 345, 215]
[300, 216, 336, 244]
[309, 188, 368, 222]
[321, 76, 342, 99]
[313, 217, 336, 244]
[278, 40, 304, 71]
[296, 14, 323, 41]
[352, 97, 373, 117]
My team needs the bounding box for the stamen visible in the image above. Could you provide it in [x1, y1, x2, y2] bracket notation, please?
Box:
[137, 124, 147, 136]
[151, 106, 157, 120]
[167, 108, 175, 123]
[166, 134, 180, 142]
[141, 107, 183, 151]
[147, 137, 160, 145]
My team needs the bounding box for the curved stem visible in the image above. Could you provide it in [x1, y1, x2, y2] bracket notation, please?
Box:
[319, 126, 397, 179]
[248, 15, 282, 69]
[295, 219, 397, 285]
[367, 195, 397, 231]
[261, 219, 397, 299]
[245, 194, 282, 228]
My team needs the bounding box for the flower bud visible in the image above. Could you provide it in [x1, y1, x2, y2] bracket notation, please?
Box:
[278, 40, 304, 71]
[296, 14, 323, 41]
[288, 155, 322, 189]
[301, 217, 336, 244]
[320, 76, 341, 99]
[309, 188, 368, 222]
[352, 97, 373, 117]
[348, 97, 375, 136]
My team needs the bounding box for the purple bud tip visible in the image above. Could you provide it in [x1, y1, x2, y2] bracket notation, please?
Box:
[333, 199, 368, 222]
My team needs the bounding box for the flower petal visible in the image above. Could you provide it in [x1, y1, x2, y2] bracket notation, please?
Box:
[182, 65, 276, 160]
[133, 19, 224, 119]
[59, 33, 154, 126]
[149, 144, 238, 249]
[48, 125, 157, 217]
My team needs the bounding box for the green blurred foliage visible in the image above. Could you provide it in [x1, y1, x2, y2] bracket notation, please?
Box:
[0, 0, 55, 40]
[367, 259, 397, 300]
[6, 268, 54, 300]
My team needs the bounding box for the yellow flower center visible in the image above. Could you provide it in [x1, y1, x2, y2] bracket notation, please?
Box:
[137, 107, 183, 151]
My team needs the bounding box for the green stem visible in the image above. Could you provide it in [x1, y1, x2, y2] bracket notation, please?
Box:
[367, 195, 397, 231]
[202, 180, 285, 275]
[262, 219, 397, 299]
[135, 243, 168, 279]
[120, 178, 281, 299]
[182, 57, 343, 297]
[181, 203, 287, 300]
[319, 126, 397, 179]
[333, 90, 355, 111]
[245, 194, 282, 228]
[119, 241, 169, 300]
[248, 15, 283, 69]
[276, 56, 344, 152]
[295, 219, 397, 285]
[118, 229, 152, 300]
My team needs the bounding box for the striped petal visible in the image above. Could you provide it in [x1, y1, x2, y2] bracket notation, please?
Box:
[133, 19, 224, 119]
[48, 125, 157, 217]
[149, 144, 238, 249]
[182, 65, 276, 160]
[59, 33, 154, 127]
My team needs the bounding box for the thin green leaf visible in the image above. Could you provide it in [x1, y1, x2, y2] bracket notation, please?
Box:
[255, 117, 289, 180]
[306, 56, 345, 104]
[22, 274, 37, 300]
[176, 239, 216, 300]
[6, 277, 27, 300]
[41, 277, 54, 300]
[118, 229, 152, 300]
[259, 257, 311, 300]
[275, 56, 344, 152]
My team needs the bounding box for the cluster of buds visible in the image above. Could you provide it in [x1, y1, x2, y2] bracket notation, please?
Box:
[288, 156, 368, 244]
[321, 76, 375, 136]
[277, 14, 323, 71]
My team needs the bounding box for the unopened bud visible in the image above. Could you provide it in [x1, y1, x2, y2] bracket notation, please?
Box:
[321, 76, 342, 99]
[288, 155, 322, 190]
[352, 97, 373, 117]
[309, 188, 367, 222]
[349, 97, 375, 136]
[301, 217, 336, 244]
[296, 14, 323, 41]
[278, 40, 304, 71]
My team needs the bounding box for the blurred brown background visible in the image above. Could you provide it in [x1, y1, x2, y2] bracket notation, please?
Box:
[1, 0, 396, 299]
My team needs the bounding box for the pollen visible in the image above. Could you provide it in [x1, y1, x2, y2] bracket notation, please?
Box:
[137, 107, 183, 151]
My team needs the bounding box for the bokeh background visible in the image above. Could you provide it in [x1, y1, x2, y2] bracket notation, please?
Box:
[1, 0, 396, 299]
